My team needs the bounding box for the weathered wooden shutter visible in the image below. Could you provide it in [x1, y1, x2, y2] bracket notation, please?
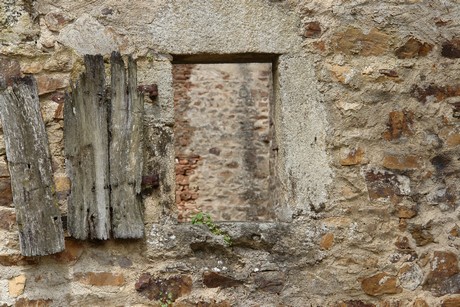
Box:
[64, 52, 144, 240]
[0, 77, 65, 256]
[109, 53, 144, 238]
[64, 55, 111, 240]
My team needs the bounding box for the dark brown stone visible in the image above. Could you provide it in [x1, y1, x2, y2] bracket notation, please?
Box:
[15, 298, 52, 307]
[336, 301, 376, 307]
[423, 251, 460, 296]
[430, 155, 451, 173]
[411, 84, 460, 103]
[396, 206, 417, 219]
[361, 272, 402, 296]
[208, 147, 221, 156]
[135, 273, 192, 302]
[382, 110, 414, 141]
[364, 169, 409, 203]
[0, 57, 21, 88]
[441, 39, 460, 58]
[441, 296, 460, 307]
[0, 177, 13, 207]
[254, 271, 285, 294]
[52, 238, 84, 264]
[303, 21, 321, 38]
[138, 83, 158, 100]
[379, 69, 399, 78]
[0, 254, 39, 266]
[409, 224, 434, 246]
[395, 38, 433, 59]
[0, 209, 15, 230]
[202, 271, 242, 288]
[395, 236, 411, 250]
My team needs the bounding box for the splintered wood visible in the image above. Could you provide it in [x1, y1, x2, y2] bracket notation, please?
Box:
[65, 53, 144, 240]
[0, 77, 65, 256]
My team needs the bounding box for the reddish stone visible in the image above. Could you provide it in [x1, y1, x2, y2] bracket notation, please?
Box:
[412, 299, 429, 307]
[0, 177, 13, 207]
[74, 272, 125, 286]
[0, 209, 16, 230]
[396, 206, 417, 219]
[0, 254, 39, 266]
[411, 84, 460, 103]
[36, 74, 69, 96]
[340, 148, 364, 166]
[52, 238, 84, 263]
[333, 27, 390, 56]
[135, 273, 192, 302]
[15, 298, 52, 307]
[423, 251, 460, 296]
[175, 300, 232, 307]
[382, 110, 414, 141]
[395, 236, 411, 250]
[441, 296, 460, 307]
[450, 226, 459, 238]
[320, 233, 334, 250]
[303, 21, 321, 38]
[336, 301, 376, 307]
[202, 271, 242, 288]
[409, 224, 434, 246]
[441, 39, 460, 58]
[44, 12, 72, 32]
[0, 57, 21, 87]
[395, 38, 433, 59]
[364, 169, 409, 203]
[446, 133, 460, 146]
[383, 155, 420, 170]
[361, 272, 402, 296]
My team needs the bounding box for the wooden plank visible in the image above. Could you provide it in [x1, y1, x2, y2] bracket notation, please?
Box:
[0, 76, 64, 256]
[64, 55, 110, 240]
[109, 52, 144, 238]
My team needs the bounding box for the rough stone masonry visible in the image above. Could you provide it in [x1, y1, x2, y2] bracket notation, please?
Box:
[0, 0, 459, 306]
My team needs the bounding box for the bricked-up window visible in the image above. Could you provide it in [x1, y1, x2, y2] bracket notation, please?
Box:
[173, 63, 274, 222]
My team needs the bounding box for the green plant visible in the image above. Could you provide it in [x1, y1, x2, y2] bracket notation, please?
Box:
[191, 212, 232, 245]
[158, 291, 173, 307]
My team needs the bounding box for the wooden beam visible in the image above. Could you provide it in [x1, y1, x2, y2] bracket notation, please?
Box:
[109, 52, 144, 238]
[64, 55, 111, 240]
[0, 76, 64, 256]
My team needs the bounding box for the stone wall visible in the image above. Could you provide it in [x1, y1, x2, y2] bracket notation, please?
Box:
[0, 0, 459, 306]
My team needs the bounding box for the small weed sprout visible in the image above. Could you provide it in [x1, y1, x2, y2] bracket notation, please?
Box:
[191, 212, 232, 245]
[158, 291, 173, 307]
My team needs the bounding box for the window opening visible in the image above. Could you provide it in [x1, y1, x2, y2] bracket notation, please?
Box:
[173, 63, 274, 222]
